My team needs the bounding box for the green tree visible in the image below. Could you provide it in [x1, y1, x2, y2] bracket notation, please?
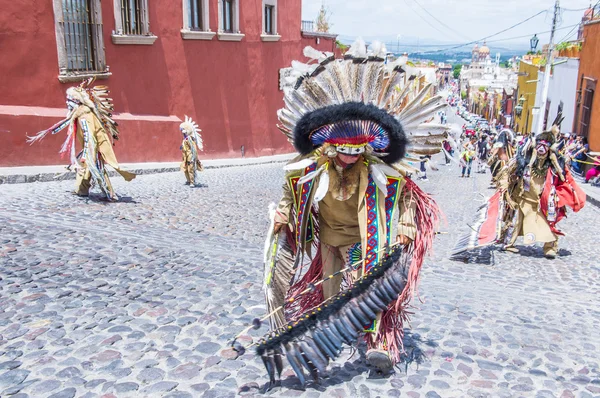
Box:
[453, 64, 462, 79]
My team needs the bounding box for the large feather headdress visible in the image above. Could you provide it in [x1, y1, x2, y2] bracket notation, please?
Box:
[179, 115, 204, 151]
[277, 38, 448, 166]
[27, 77, 120, 144]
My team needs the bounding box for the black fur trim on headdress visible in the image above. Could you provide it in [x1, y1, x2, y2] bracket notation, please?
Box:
[292, 102, 407, 164]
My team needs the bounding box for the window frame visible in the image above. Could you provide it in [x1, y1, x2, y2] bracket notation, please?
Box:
[580, 79, 596, 139]
[261, 0, 280, 42]
[217, 0, 244, 41]
[111, 0, 157, 45]
[181, 0, 215, 40]
[52, 0, 111, 83]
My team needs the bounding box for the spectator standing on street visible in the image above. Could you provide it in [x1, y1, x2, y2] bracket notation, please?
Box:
[460, 137, 477, 178]
[571, 137, 589, 175]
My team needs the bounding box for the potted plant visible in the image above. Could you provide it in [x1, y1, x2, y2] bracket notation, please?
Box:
[555, 42, 569, 57]
[572, 42, 582, 57]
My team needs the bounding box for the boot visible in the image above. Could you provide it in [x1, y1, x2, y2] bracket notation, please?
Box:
[543, 241, 558, 259]
[366, 349, 393, 373]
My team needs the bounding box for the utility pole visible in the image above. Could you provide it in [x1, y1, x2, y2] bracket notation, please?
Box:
[535, 0, 560, 135]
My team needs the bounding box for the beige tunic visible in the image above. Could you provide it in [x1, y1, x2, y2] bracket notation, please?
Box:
[508, 171, 556, 245]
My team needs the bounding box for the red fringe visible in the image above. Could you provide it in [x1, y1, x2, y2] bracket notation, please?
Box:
[369, 178, 440, 363]
[284, 178, 440, 364]
[285, 211, 323, 322]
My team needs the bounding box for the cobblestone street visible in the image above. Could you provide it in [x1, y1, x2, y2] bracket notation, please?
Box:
[1, 154, 600, 398]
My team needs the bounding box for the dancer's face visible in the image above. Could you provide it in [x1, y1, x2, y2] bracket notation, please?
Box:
[336, 153, 360, 168]
[536, 141, 549, 157]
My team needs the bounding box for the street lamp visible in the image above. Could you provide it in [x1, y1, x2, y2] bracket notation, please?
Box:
[530, 34, 539, 52]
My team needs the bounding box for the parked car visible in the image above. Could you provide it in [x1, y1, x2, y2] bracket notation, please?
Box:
[464, 124, 476, 137]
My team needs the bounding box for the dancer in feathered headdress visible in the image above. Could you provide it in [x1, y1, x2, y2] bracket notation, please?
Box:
[452, 114, 586, 259]
[250, 39, 448, 385]
[179, 116, 204, 187]
[27, 78, 136, 200]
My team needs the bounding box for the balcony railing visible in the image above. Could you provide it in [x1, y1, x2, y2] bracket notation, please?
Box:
[301, 20, 314, 32]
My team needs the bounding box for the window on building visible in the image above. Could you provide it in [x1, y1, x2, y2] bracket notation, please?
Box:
[112, 0, 157, 44]
[121, 0, 143, 35]
[580, 80, 596, 138]
[222, 0, 233, 33]
[265, 5, 274, 34]
[217, 0, 243, 41]
[189, 0, 204, 30]
[181, 0, 213, 39]
[53, 0, 108, 82]
[64, 0, 96, 71]
[261, 0, 280, 41]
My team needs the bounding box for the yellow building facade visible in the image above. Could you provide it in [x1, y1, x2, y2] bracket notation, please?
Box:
[514, 59, 541, 134]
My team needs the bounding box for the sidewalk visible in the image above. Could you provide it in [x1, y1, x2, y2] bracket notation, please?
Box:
[0, 153, 296, 185]
[578, 178, 600, 209]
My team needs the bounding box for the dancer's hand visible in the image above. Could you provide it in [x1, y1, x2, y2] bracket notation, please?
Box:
[396, 235, 412, 246]
[273, 222, 285, 234]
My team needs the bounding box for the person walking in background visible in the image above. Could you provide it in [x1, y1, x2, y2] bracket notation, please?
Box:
[418, 155, 432, 181]
[476, 134, 489, 173]
[443, 139, 453, 165]
[460, 137, 477, 178]
[179, 116, 204, 187]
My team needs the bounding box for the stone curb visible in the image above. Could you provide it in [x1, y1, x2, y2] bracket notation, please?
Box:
[0, 158, 291, 185]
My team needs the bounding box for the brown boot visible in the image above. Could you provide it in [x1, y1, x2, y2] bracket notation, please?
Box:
[543, 242, 558, 259]
[366, 349, 393, 372]
[503, 245, 519, 253]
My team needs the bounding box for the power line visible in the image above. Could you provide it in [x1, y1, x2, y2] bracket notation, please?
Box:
[385, 23, 579, 51]
[415, 9, 550, 54]
[484, 24, 578, 44]
[556, 0, 600, 43]
[410, 0, 473, 41]
[400, 0, 451, 39]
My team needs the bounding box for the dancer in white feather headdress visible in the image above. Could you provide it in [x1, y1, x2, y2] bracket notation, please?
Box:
[27, 78, 136, 201]
[179, 116, 204, 187]
[257, 39, 448, 380]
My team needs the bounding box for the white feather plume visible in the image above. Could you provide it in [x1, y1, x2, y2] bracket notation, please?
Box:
[292, 60, 317, 74]
[303, 46, 328, 63]
[297, 164, 325, 185]
[313, 168, 329, 202]
[369, 164, 389, 196]
[347, 37, 367, 58]
[368, 41, 386, 58]
[263, 203, 277, 263]
[283, 158, 316, 171]
[373, 162, 400, 177]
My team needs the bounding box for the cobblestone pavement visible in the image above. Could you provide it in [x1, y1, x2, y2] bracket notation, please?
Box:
[1, 140, 600, 397]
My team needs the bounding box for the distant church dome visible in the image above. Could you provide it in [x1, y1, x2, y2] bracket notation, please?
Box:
[479, 41, 490, 54]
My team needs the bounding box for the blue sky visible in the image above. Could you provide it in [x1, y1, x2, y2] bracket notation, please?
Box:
[302, 0, 592, 50]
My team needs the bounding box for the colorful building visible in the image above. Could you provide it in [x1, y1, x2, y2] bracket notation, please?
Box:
[514, 59, 542, 135]
[0, 0, 338, 166]
[574, 17, 600, 151]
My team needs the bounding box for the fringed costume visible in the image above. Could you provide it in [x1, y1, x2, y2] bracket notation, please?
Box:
[27, 78, 135, 200]
[179, 116, 204, 187]
[453, 116, 586, 259]
[256, 40, 447, 386]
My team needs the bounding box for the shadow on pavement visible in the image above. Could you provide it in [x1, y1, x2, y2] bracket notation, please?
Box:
[269, 330, 437, 392]
[449, 245, 496, 265]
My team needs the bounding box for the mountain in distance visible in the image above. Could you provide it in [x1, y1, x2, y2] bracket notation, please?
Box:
[337, 34, 530, 56]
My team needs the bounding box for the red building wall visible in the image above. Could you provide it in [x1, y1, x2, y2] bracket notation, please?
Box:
[0, 0, 338, 166]
[575, 20, 600, 152]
